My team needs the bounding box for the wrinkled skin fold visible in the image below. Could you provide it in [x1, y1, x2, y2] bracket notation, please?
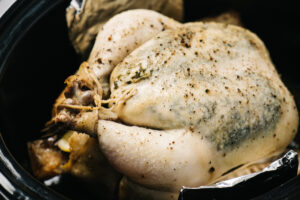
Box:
[29, 9, 298, 200]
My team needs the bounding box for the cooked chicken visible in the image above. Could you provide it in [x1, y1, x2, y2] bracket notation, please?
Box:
[29, 9, 298, 200]
[99, 21, 297, 192]
[87, 9, 181, 97]
[48, 9, 180, 134]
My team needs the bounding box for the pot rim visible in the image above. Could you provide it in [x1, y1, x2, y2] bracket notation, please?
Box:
[0, 0, 66, 199]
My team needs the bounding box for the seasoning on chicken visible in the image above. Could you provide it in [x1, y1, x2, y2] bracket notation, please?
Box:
[28, 9, 298, 200]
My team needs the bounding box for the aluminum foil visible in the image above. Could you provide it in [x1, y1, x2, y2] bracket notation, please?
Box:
[179, 150, 298, 200]
[66, 0, 183, 58]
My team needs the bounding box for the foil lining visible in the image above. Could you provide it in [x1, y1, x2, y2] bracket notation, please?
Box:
[179, 150, 298, 200]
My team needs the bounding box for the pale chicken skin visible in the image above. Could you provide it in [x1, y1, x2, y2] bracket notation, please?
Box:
[50, 9, 180, 133]
[87, 9, 181, 97]
[30, 9, 298, 200]
[98, 22, 298, 199]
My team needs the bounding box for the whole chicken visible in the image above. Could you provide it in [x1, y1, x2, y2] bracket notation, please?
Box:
[29, 9, 298, 200]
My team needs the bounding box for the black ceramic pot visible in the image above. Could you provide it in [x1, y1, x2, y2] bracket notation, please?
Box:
[0, 0, 79, 199]
[1, 0, 300, 199]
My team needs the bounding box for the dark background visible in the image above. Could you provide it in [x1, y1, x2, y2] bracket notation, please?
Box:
[184, 0, 300, 85]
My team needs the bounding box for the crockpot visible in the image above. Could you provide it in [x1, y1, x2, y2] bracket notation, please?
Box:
[1, 0, 300, 199]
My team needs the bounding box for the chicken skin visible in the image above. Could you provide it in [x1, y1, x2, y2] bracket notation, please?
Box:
[29, 9, 298, 200]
